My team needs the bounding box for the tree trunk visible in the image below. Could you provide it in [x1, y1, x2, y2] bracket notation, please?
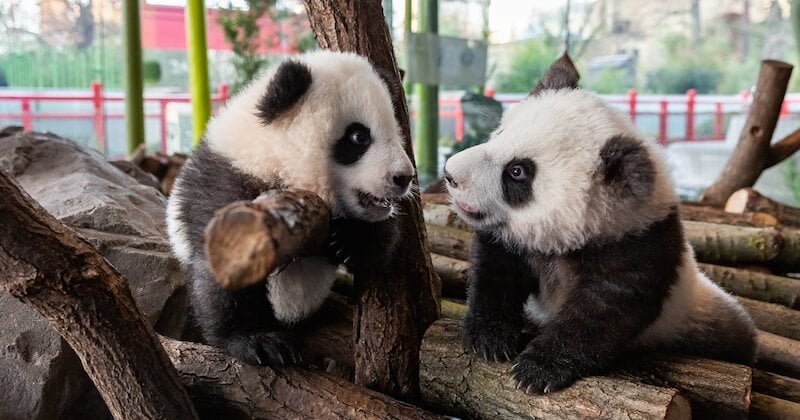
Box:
[303, 0, 440, 401]
[420, 319, 692, 420]
[726, 188, 800, 227]
[699, 263, 800, 309]
[756, 330, 800, 378]
[0, 172, 198, 419]
[753, 369, 800, 403]
[204, 189, 330, 289]
[161, 336, 445, 419]
[740, 297, 800, 341]
[700, 60, 793, 206]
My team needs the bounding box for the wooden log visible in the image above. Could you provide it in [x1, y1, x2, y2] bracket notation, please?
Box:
[422, 200, 470, 231]
[0, 171, 198, 419]
[420, 319, 691, 419]
[750, 392, 800, 420]
[431, 253, 469, 299]
[726, 188, 800, 227]
[699, 263, 800, 309]
[700, 60, 794, 206]
[768, 127, 800, 168]
[753, 369, 800, 404]
[680, 202, 778, 227]
[740, 297, 800, 341]
[304, 0, 440, 401]
[426, 223, 473, 261]
[161, 336, 445, 419]
[203, 189, 330, 289]
[756, 331, 800, 379]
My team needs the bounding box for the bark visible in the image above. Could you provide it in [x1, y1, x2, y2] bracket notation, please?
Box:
[740, 297, 800, 341]
[750, 392, 800, 420]
[680, 203, 778, 227]
[161, 336, 445, 419]
[767, 127, 800, 168]
[726, 188, 800, 227]
[699, 263, 800, 309]
[700, 60, 794, 206]
[204, 189, 330, 289]
[0, 171, 197, 419]
[303, 0, 440, 401]
[755, 331, 800, 379]
[753, 369, 800, 403]
[431, 253, 469, 299]
[420, 319, 692, 420]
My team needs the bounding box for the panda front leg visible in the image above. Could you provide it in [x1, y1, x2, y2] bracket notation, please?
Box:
[463, 232, 534, 362]
[510, 285, 652, 394]
[189, 259, 300, 366]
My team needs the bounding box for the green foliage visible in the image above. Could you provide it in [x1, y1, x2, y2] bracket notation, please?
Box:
[494, 38, 558, 93]
[217, 0, 276, 93]
[586, 68, 630, 94]
[143, 60, 162, 85]
[646, 66, 720, 94]
[782, 160, 800, 206]
[0, 45, 123, 88]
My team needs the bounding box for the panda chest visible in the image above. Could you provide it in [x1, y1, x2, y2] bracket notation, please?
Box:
[524, 256, 575, 325]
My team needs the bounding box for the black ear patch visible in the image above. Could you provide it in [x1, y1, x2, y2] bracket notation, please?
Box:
[598, 135, 655, 200]
[502, 158, 536, 207]
[256, 60, 312, 124]
[530, 53, 580, 96]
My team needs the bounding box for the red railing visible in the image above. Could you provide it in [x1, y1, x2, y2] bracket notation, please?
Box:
[0, 82, 229, 155]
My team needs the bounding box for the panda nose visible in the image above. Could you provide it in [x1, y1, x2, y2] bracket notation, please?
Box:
[392, 174, 413, 189]
[443, 169, 458, 188]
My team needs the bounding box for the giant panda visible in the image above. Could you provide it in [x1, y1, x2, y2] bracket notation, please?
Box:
[443, 55, 757, 394]
[167, 51, 414, 366]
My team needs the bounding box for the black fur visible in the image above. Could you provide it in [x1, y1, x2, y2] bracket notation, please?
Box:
[333, 123, 372, 165]
[464, 210, 752, 393]
[502, 158, 536, 206]
[529, 53, 580, 96]
[598, 135, 655, 201]
[256, 60, 312, 124]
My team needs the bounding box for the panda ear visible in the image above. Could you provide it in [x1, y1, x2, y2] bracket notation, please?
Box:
[256, 60, 312, 124]
[598, 135, 655, 200]
[529, 53, 580, 96]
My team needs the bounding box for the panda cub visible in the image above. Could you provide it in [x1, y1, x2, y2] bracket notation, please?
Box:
[444, 55, 756, 394]
[167, 51, 414, 366]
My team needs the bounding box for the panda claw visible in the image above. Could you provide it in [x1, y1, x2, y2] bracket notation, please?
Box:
[526, 384, 535, 394]
[343, 256, 351, 264]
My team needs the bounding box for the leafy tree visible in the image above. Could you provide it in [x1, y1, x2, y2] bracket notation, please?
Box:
[494, 38, 558, 93]
[585, 68, 629, 94]
[217, 0, 276, 93]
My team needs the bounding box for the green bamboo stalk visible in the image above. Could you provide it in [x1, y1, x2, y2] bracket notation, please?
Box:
[123, 0, 145, 154]
[414, 0, 438, 186]
[403, 0, 412, 95]
[186, 0, 211, 147]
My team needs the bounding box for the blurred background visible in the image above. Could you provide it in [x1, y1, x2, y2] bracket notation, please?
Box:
[1, 0, 800, 203]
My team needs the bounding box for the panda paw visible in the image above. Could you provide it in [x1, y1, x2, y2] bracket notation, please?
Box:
[225, 331, 302, 367]
[462, 315, 521, 362]
[511, 349, 579, 394]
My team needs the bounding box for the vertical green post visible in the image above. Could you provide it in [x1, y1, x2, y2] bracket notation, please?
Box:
[403, 0, 413, 95]
[123, 0, 145, 154]
[186, 0, 211, 146]
[414, 0, 438, 186]
[382, 0, 393, 38]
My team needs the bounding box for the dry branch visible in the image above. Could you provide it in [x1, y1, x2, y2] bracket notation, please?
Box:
[768, 127, 800, 168]
[680, 203, 778, 227]
[0, 171, 197, 419]
[420, 319, 692, 419]
[304, 0, 440, 401]
[753, 369, 800, 404]
[203, 189, 330, 289]
[699, 263, 800, 309]
[700, 60, 794, 205]
[726, 188, 800, 227]
[161, 336, 444, 419]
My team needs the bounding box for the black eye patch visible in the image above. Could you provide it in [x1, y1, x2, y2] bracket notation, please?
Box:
[334, 123, 373, 165]
[502, 158, 536, 206]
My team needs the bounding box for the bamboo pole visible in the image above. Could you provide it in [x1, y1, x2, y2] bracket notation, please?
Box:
[186, 0, 212, 146]
[122, 0, 145, 155]
[414, 0, 438, 186]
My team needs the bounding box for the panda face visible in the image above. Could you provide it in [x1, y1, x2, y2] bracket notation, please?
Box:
[204, 51, 414, 222]
[445, 89, 676, 254]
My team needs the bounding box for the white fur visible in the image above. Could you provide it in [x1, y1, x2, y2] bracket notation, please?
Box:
[445, 89, 676, 254]
[267, 257, 337, 323]
[166, 177, 191, 264]
[523, 295, 553, 324]
[204, 50, 413, 221]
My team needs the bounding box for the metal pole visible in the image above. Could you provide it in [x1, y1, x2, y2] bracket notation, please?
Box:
[186, 0, 212, 147]
[123, 0, 144, 155]
[414, 0, 438, 186]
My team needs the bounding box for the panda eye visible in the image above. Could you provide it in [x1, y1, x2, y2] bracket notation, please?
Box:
[349, 127, 372, 146]
[508, 164, 527, 181]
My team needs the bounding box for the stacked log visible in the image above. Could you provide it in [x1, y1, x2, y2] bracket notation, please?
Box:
[420, 193, 800, 419]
